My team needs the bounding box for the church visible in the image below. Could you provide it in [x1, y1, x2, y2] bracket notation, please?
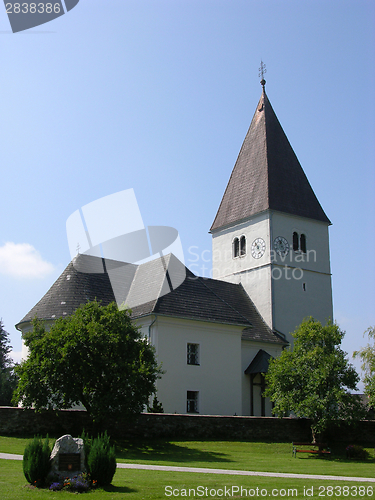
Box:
[16, 77, 333, 417]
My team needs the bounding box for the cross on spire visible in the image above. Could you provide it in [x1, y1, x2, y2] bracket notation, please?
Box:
[258, 60, 266, 90]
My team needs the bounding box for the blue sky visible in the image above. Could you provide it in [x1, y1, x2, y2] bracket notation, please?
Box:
[0, 1, 374, 389]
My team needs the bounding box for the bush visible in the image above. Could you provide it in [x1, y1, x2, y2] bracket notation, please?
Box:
[148, 396, 164, 413]
[80, 428, 92, 469]
[346, 445, 370, 460]
[86, 431, 116, 486]
[23, 436, 51, 486]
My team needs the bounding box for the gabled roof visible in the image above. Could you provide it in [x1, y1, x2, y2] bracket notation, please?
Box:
[16, 253, 285, 346]
[210, 90, 330, 232]
[244, 349, 273, 374]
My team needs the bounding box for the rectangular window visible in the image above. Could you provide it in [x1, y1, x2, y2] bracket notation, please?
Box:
[187, 391, 199, 413]
[187, 343, 199, 365]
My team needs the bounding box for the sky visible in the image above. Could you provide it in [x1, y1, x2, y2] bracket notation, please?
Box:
[0, 1, 374, 390]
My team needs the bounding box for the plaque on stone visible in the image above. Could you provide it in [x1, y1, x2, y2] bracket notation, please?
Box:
[59, 453, 81, 471]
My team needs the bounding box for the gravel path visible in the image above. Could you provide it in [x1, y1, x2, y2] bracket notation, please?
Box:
[1, 452, 374, 483]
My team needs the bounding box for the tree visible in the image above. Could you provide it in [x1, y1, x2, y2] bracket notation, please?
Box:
[0, 319, 18, 406]
[13, 301, 161, 423]
[354, 326, 375, 407]
[264, 318, 364, 442]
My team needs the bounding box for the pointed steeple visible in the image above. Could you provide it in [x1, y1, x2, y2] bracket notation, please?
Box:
[210, 86, 330, 232]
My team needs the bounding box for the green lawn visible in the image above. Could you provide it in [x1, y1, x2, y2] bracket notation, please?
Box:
[1, 437, 374, 499]
[1, 460, 374, 500]
[114, 439, 375, 479]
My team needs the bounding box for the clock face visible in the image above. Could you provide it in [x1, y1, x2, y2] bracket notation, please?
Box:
[274, 236, 289, 257]
[251, 238, 266, 259]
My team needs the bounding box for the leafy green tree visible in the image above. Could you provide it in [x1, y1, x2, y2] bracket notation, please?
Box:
[0, 319, 18, 406]
[354, 326, 375, 407]
[13, 301, 161, 423]
[264, 318, 364, 442]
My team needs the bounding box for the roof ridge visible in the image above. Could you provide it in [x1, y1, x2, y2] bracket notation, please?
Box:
[263, 92, 271, 209]
[125, 253, 173, 311]
[197, 277, 252, 327]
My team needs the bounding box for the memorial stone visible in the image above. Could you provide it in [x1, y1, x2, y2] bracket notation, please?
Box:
[50, 434, 86, 480]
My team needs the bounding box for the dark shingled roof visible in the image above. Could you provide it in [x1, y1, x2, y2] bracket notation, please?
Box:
[17, 253, 285, 346]
[17, 255, 116, 326]
[210, 90, 330, 231]
[244, 349, 273, 374]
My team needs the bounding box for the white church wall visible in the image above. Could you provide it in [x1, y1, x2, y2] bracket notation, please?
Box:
[235, 266, 273, 329]
[273, 271, 333, 342]
[211, 212, 273, 327]
[212, 212, 270, 279]
[271, 212, 333, 343]
[271, 212, 331, 274]
[139, 316, 243, 416]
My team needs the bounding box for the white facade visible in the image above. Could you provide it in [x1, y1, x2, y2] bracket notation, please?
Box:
[137, 316, 243, 416]
[212, 210, 333, 345]
[212, 211, 273, 327]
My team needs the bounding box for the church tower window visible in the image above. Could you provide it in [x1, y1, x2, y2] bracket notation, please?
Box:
[293, 232, 299, 251]
[233, 237, 239, 258]
[300, 234, 306, 253]
[240, 235, 246, 256]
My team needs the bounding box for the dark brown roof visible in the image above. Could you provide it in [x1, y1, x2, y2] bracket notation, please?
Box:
[16, 253, 285, 346]
[244, 349, 273, 374]
[17, 255, 116, 326]
[210, 90, 330, 231]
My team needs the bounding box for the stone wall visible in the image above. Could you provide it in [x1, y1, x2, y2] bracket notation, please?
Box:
[0, 407, 374, 445]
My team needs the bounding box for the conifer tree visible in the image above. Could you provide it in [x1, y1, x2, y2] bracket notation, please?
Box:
[0, 319, 17, 406]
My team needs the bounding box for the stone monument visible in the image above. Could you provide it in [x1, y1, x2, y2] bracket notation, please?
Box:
[50, 434, 86, 480]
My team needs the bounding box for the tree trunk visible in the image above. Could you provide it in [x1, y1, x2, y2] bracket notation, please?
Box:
[311, 427, 321, 444]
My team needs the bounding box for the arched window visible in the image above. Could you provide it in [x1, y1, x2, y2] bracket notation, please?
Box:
[300, 234, 306, 253]
[233, 238, 239, 258]
[240, 235, 246, 256]
[293, 232, 299, 251]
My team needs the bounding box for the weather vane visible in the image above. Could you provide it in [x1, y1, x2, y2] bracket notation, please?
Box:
[259, 60, 266, 90]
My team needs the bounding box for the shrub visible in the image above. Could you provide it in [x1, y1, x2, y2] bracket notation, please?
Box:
[346, 445, 370, 460]
[80, 428, 92, 469]
[148, 396, 164, 413]
[87, 431, 116, 486]
[23, 436, 51, 486]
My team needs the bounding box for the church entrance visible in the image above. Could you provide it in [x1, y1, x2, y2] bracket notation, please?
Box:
[245, 349, 272, 417]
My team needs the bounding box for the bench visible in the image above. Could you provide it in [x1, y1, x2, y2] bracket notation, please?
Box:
[292, 442, 331, 458]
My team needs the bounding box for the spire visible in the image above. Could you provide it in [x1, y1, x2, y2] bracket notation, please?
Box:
[259, 60, 266, 92]
[210, 86, 330, 232]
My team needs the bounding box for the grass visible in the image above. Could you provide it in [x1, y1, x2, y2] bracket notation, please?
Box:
[1, 461, 375, 500]
[113, 439, 375, 478]
[1, 437, 374, 499]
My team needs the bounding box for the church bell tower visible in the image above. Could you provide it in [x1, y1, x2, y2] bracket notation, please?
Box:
[210, 68, 333, 344]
